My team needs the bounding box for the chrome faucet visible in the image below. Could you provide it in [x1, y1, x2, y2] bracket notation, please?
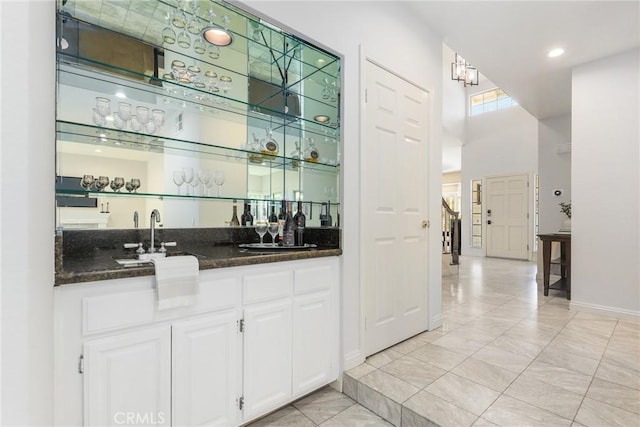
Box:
[149, 209, 161, 253]
[133, 211, 139, 228]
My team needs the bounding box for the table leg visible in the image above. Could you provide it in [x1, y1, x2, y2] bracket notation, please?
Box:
[542, 240, 551, 297]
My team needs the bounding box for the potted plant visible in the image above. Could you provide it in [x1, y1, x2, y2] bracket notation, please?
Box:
[559, 201, 571, 232]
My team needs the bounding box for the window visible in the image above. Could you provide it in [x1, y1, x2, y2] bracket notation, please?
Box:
[470, 88, 516, 116]
[471, 180, 482, 248]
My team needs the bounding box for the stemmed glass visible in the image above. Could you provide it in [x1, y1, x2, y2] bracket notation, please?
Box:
[173, 170, 185, 195]
[95, 176, 109, 192]
[268, 222, 279, 246]
[125, 181, 134, 193]
[255, 220, 268, 245]
[110, 177, 125, 192]
[182, 167, 194, 196]
[130, 178, 141, 193]
[213, 170, 225, 196]
[81, 175, 95, 191]
[198, 169, 211, 196]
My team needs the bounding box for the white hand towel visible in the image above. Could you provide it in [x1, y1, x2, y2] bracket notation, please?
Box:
[151, 255, 199, 310]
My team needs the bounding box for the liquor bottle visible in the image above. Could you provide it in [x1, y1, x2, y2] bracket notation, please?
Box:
[230, 201, 240, 227]
[303, 137, 319, 163]
[320, 201, 333, 227]
[283, 201, 295, 246]
[241, 201, 254, 226]
[277, 200, 287, 242]
[293, 201, 306, 246]
[268, 204, 278, 223]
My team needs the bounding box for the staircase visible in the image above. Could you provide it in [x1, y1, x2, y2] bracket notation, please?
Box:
[442, 198, 460, 275]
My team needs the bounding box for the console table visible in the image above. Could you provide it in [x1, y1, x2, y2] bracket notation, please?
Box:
[538, 233, 571, 300]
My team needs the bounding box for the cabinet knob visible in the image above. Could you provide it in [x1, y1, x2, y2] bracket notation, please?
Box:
[421, 220, 430, 229]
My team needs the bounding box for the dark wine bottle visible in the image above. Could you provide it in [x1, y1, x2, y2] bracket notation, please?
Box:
[277, 200, 286, 242]
[241, 201, 254, 226]
[293, 201, 306, 246]
[268, 204, 278, 223]
[230, 201, 240, 227]
[283, 201, 295, 246]
[320, 201, 333, 227]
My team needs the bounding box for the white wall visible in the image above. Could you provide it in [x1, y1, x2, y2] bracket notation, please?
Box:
[571, 48, 640, 316]
[538, 114, 571, 233]
[461, 81, 539, 257]
[1, 1, 55, 425]
[242, 0, 444, 369]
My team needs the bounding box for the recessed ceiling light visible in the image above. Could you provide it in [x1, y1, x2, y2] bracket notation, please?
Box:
[95, 149, 102, 153]
[314, 114, 330, 123]
[202, 26, 233, 47]
[548, 48, 565, 58]
[115, 92, 126, 99]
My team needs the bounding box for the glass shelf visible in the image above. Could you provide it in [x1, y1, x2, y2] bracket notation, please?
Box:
[56, 188, 340, 206]
[56, 121, 340, 171]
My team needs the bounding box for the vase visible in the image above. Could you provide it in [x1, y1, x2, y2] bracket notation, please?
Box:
[559, 217, 571, 233]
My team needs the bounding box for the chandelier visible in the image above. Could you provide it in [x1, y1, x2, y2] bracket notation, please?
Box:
[451, 53, 479, 87]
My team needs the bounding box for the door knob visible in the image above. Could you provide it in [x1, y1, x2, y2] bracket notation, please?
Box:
[421, 220, 430, 229]
[487, 220, 492, 225]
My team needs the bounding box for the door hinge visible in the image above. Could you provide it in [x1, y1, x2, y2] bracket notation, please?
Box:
[78, 354, 84, 374]
[365, 89, 367, 103]
[238, 396, 245, 410]
[527, 244, 530, 251]
[238, 318, 245, 333]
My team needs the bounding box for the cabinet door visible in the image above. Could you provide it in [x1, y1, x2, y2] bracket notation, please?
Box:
[292, 290, 333, 396]
[172, 310, 240, 427]
[243, 298, 292, 422]
[83, 326, 171, 426]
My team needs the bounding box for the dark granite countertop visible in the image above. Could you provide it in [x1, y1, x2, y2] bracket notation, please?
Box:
[55, 227, 341, 286]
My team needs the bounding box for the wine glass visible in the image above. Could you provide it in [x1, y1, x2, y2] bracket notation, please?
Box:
[198, 169, 211, 195]
[95, 176, 109, 192]
[268, 222, 279, 245]
[177, 31, 191, 49]
[81, 174, 94, 191]
[172, 170, 185, 195]
[110, 177, 124, 192]
[130, 178, 141, 193]
[182, 167, 194, 196]
[95, 97, 111, 117]
[255, 220, 268, 245]
[125, 181, 134, 193]
[213, 170, 225, 196]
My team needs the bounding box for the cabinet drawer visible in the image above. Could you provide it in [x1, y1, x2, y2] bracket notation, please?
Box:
[294, 263, 334, 295]
[243, 269, 292, 304]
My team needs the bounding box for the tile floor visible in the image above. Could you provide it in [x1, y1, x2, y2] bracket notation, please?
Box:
[247, 256, 640, 427]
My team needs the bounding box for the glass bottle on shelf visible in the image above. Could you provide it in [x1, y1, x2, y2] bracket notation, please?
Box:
[277, 200, 287, 242]
[248, 133, 263, 164]
[290, 140, 302, 169]
[283, 201, 295, 247]
[303, 137, 319, 163]
[241, 201, 254, 226]
[260, 127, 279, 157]
[293, 201, 306, 246]
[320, 201, 333, 227]
[268, 204, 278, 223]
[230, 201, 240, 227]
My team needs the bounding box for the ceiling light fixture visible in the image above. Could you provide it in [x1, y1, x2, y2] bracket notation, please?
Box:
[548, 48, 565, 58]
[201, 26, 233, 47]
[451, 53, 479, 87]
[314, 114, 330, 123]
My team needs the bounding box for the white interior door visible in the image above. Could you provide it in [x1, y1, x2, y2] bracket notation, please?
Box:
[363, 60, 430, 357]
[486, 174, 530, 259]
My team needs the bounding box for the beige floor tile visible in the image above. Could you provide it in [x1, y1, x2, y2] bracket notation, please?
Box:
[490, 334, 546, 359]
[472, 344, 534, 373]
[389, 335, 429, 354]
[482, 395, 572, 427]
[357, 383, 401, 426]
[359, 369, 419, 404]
[546, 336, 606, 361]
[248, 405, 315, 427]
[408, 343, 468, 371]
[452, 357, 520, 393]
[366, 348, 403, 368]
[586, 377, 640, 415]
[523, 360, 592, 395]
[575, 397, 640, 427]
[346, 363, 377, 380]
[505, 373, 584, 419]
[320, 404, 394, 427]
[535, 346, 600, 376]
[403, 390, 478, 427]
[293, 386, 355, 424]
[425, 372, 500, 416]
[430, 331, 492, 356]
[472, 418, 499, 426]
[595, 359, 640, 390]
[601, 347, 640, 371]
[380, 355, 445, 389]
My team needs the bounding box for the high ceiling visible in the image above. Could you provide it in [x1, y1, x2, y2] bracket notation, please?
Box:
[408, 1, 640, 120]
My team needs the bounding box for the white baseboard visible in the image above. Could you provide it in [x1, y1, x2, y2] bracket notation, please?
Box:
[343, 349, 365, 371]
[429, 313, 443, 330]
[570, 301, 640, 322]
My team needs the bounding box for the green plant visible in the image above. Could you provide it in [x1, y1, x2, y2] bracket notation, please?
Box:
[559, 202, 571, 218]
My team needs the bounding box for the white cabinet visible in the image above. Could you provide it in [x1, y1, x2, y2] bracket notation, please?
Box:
[83, 326, 171, 426]
[172, 310, 240, 427]
[243, 299, 293, 421]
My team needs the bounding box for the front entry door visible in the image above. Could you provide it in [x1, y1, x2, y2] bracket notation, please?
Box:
[486, 174, 530, 260]
[363, 60, 430, 357]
